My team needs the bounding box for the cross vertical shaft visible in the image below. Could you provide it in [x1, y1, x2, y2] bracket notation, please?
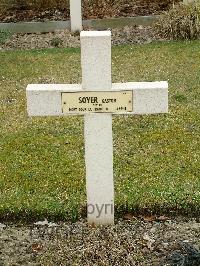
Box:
[70, 0, 82, 32]
[81, 31, 114, 224]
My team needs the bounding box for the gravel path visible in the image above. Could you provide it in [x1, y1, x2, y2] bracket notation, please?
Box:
[1, 26, 162, 50]
[0, 218, 200, 265]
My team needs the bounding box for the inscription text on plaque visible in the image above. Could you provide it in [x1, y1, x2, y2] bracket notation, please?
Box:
[62, 91, 133, 114]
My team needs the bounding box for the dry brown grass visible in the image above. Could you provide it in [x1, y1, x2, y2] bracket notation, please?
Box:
[155, 3, 200, 40]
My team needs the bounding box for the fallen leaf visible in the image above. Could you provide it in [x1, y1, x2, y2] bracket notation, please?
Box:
[31, 243, 43, 253]
[34, 219, 49, 226]
[123, 213, 136, 220]
[156, 216, 170, 222]
[141, 215, 156, 222]
[89, 222, 96, 229]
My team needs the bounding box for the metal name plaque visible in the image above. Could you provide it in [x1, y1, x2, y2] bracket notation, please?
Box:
[61, 91, 133, 114]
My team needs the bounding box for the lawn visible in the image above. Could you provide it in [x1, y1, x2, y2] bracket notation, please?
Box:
[0, 41, 200, 221]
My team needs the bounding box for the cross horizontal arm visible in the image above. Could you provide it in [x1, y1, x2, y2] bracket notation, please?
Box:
[26, 81, 168, 116]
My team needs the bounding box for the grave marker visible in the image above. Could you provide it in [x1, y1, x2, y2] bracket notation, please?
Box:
[70, 0, 82, 32]
[26, 31, 168, 225]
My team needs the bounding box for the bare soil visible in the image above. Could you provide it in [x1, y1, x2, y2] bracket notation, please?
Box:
[0, 217, 200, 266]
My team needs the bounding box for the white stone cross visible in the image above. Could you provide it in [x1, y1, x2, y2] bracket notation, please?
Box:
[70, 0, 82, 32]
[26, 31, 168, 225]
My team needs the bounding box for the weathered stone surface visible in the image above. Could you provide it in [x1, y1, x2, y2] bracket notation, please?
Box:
[26, 82, 168, 116]
[70, 0, 82, 32]
[81, 31, 114, 225]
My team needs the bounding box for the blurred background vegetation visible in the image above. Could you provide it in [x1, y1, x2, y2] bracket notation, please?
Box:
[156, 2, 200, 40]
[0, 0, 180, 15]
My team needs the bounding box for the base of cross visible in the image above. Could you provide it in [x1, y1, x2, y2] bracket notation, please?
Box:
[26, 31, 168, 225]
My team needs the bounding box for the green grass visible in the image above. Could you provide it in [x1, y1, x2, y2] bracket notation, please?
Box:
[0, 30, 12, 45]
[0, 41, 200, 221]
